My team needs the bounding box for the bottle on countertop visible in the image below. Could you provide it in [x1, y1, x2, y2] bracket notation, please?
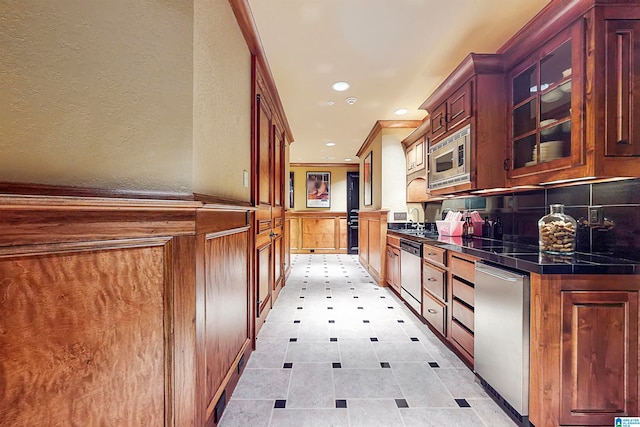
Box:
[482, 217, 492, 238]
[463, 216, 474, 239]
[493, 216, 503, 240]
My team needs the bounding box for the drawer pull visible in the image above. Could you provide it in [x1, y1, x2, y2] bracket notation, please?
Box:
[427, 309, 438, 314]
[427, 277, 437, 282]
[427, 252, 436, 256]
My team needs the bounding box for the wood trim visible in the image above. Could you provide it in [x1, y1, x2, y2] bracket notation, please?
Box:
[289, 163, 359, 168]
[193, 193, 253, 208]
[498, 0, 594, 69]
[289, 211, 347, 217]
[401, 117, 430, 147]
[0, 181, 194, 200]
[419, 54, 503, 111]
[228, 0, 294, 143]
[356, 120, 422, 158]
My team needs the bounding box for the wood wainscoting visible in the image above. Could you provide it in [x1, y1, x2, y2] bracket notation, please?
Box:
[289, 211, 348, 254]
[0, 195, 254, 427]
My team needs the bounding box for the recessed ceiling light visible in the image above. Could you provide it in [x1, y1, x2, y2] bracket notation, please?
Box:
[326, 142, 336, 147]
[327, 101, 335, 106]
[346, 97, 357, 105]
[332, 81, 350, 91]
[394, 108, 408, 115]
[344, 158, 352, 162]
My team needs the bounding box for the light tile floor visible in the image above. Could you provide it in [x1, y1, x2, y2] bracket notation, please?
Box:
[219, 254, 516, 427]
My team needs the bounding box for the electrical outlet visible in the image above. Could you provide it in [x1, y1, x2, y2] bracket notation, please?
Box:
[394, 212, 407, 221]
[588, 206, 602, 225]
[243, 170, 249, 188]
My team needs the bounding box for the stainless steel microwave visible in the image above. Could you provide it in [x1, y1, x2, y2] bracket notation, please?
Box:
[429, 124, 471, 190]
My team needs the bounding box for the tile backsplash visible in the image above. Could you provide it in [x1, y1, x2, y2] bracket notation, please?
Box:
[431, 178, 640, 260]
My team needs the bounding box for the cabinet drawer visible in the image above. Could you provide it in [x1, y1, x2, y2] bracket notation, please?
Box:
[422, 291, 446, 336]
[451, 320, 474, 357]
[423, 261, 446, 301]
[452, 299, 474, 332]
[387, 235, 400, 248]
[450, 255, 475, 283]
[423, 244, 446, 267]
[452, 278, 474, 307]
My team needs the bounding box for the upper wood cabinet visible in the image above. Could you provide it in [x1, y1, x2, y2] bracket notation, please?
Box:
[501, 1, 640, 186]
[402, 119, 430, 202]
[420, 54, 507, 195]
[430, 81, 472, 140]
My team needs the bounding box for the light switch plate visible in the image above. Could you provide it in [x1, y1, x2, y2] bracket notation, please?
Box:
[394, 212, 407, 221]
[243, 170, 249, 188]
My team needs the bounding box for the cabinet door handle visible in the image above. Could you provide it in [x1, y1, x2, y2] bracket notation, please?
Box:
[427, 309, 438, 314]
[427, 252, 436, 256]
[439, 116, 444, 127]
[427, 278, 437, 282]
[503, 158, 510, 171]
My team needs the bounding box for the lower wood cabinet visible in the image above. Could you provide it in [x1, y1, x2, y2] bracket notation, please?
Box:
[422, 290, 447, 336]
[386, 244, 401, 294]
[358, 210, 388, 285]
[530, 274, 640, 427]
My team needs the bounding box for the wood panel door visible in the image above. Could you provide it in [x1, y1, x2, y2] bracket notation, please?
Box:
[254, 93, 273, 333]
[605, 20, 640, 157]
[272, 125, 285, 301]
[560, 291, 639, 425]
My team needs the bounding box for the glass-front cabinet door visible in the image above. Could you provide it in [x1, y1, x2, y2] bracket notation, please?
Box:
[509, 24, 583, 176]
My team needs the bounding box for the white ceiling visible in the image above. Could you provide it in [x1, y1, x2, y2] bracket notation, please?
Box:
[249, 0, 550, 163]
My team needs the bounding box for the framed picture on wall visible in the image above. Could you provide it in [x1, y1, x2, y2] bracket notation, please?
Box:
[364, 152, 373, 206]
[306, 172, 330, 208]
[289, 171, 294, 209]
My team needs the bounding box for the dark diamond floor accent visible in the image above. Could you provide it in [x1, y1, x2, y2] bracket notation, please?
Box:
[330, 337, 337, 342]
[410, 337, 419, 342]
[293, 320, 301, 324]
[397, 320, 405, 323]
[289, 338, 297, 342]
[357, 307, 363, 310]
[328, 320, 335, 324]
[283, 363, 293, 369]
[332, 362, 342, 369]
[335, 399, 347, 409]
[380, 362, 391, 368]
[363, 320, 370, 323]
[395, 398, 409, 408]
[455, 399, 471, 408]
[274, 399, 286, 409]
[370, 337, 378, 342]
[297, 307, 303, 310]
[428, 362, 440, 368]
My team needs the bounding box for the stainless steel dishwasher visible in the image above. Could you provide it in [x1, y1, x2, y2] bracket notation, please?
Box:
[474, 262, 530, 425]
[399, 239, 422, 313]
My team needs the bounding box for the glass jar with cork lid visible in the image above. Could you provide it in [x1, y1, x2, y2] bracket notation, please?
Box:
[538, 204, 577, 254]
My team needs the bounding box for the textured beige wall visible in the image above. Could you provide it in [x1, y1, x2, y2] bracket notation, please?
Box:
[359, 133, 383, 211]
[0, 0, 194, 192]
[381, 128, 412, 222]
[291, 165, 358, 212]
[193, 0, 252, 201]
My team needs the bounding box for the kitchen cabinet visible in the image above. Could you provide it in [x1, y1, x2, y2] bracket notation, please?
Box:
[358, 210, 388, 286]
[420, 54, 507, 195]
[402, 119, 431, 203]
[386, 235, 401, 294]
[430, 81, 472, 140]
[500, 1, 640, 186]
[507, 22, 584, 179]
[421, 243, 448, 337]
[530, 273, 640, 427]
[447, 252, 476, 364]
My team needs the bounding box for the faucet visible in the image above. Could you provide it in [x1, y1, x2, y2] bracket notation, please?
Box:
[409, 208, 423, 231]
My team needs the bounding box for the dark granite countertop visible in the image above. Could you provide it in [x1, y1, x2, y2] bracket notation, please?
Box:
[388, 229, 639, 275]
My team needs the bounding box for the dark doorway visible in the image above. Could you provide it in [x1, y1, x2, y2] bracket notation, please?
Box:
[346, 172, 360, 254]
